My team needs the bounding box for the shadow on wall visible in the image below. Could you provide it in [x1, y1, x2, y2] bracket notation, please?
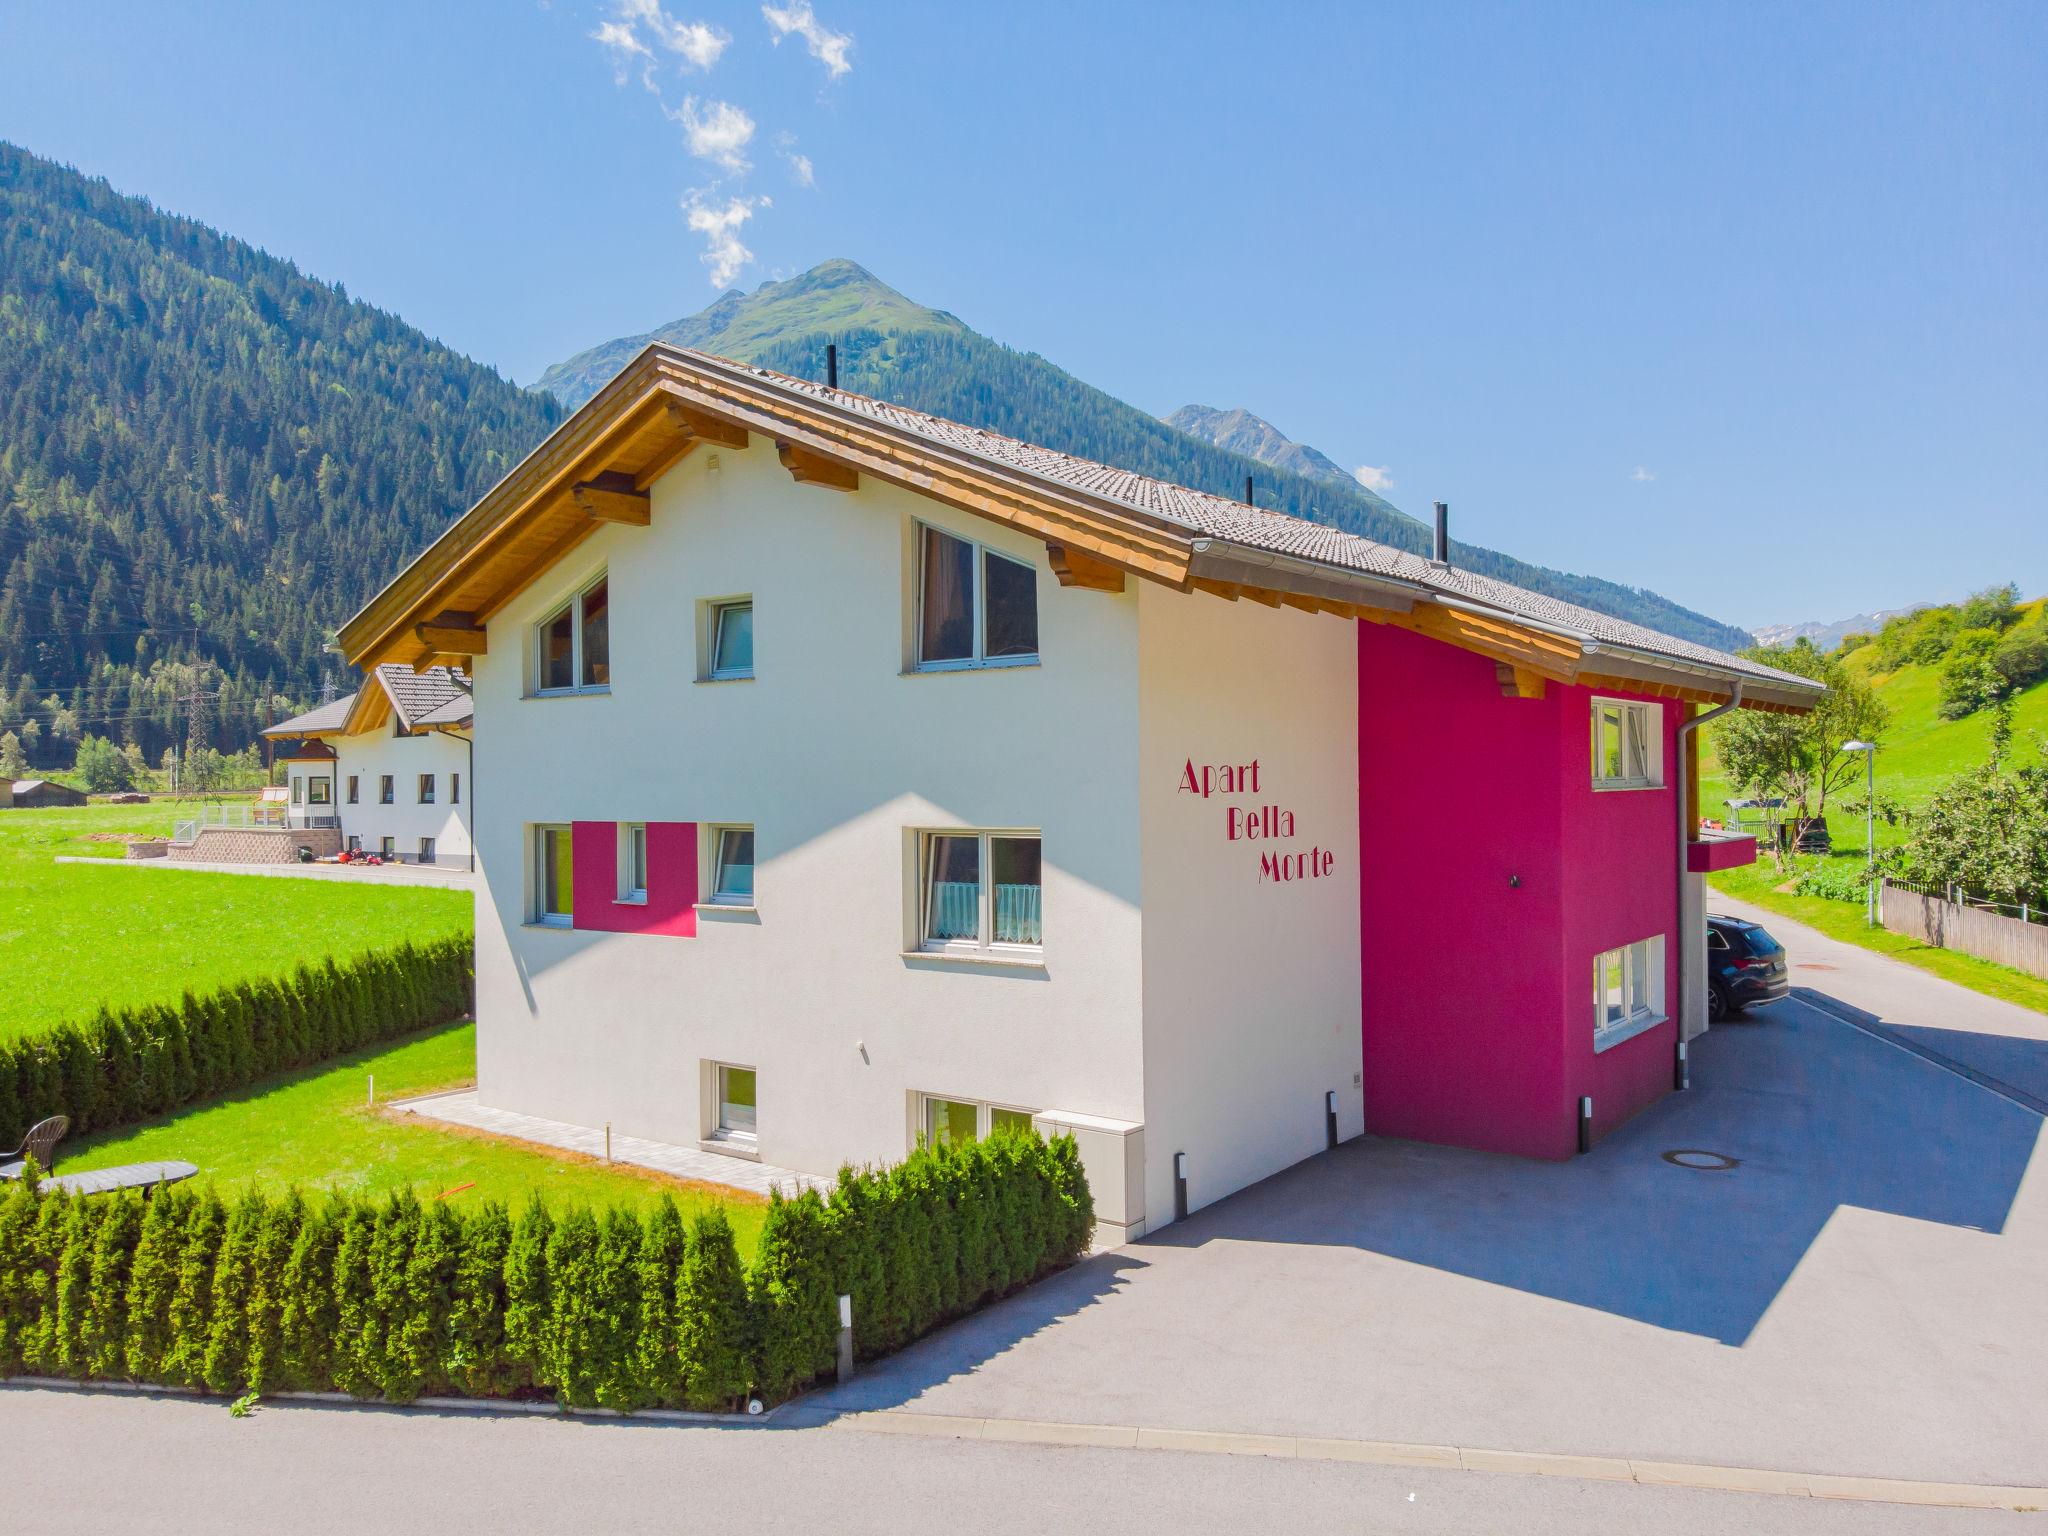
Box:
[1145, 998, 2042, 1346]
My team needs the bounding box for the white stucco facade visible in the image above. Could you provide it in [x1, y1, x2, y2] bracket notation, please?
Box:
[283, 729, 473, 865]
[465, 434, 1364, 1234]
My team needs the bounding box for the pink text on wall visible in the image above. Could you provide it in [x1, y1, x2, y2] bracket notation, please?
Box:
[1179, 756, 1338, 885]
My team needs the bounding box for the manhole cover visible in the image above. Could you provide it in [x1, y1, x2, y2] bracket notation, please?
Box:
[1661, 1149, 1740, 1171]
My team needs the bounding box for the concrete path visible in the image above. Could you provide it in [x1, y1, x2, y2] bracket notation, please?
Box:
[0, 1386, 2011, 1534]
[389, 1088, 813, 1198]
[53, 853, 478, 890]
[796, 977, 2047, 1489]
[1712, 889, 2048, 1107]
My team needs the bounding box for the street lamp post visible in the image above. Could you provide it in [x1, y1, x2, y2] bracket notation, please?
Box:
[1840, 741, 1877, 925]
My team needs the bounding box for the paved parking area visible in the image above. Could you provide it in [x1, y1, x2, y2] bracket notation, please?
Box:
[809, 953, 2047, 1490]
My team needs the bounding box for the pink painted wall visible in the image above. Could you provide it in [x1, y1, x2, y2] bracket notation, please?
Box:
[570, 819, 699, 938]
[1357, 623, 1679, 1159]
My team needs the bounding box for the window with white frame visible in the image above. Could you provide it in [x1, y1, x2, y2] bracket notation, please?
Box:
[535, 573, 610, 694]
[709, 825, 754, 905]
[1593, 935, 1666, 1049]
[919, 831, 1042, 953]
[619, 823, 647, 903]
[1591, 698, 1660, 789]
[418, 773, 435, 804]
[533, 824, 573, 927]
[309, 777, 331, 806]
[915, 524, 1039, 671]
[715, 1064, 756, 1141]
[919, 1095, 1037, 1150]
[709, 598, 753, 680]
[379, 836, 396, 860]
[418, 837, 436, 864]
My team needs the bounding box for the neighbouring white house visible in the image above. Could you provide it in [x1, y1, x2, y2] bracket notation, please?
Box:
[332, 346, 1819, 1239]
[260, 664, 474, 867]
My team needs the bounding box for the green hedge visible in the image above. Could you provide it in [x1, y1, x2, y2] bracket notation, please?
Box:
[0, 936, 474, 1149]
[0, 1128, 1092, 1409]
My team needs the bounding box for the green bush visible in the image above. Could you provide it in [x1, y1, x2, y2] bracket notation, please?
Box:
[1792, 858, 1871, 903]
[0, 935, 472, 1149]
[0, 1130, 1092, 1411]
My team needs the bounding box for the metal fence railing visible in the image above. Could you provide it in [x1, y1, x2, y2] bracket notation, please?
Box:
[172, 804, 338, 842]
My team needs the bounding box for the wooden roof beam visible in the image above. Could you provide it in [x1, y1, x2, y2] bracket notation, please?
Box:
[663, 397, 749, 448]
[1047, 542, 1127, 592]
[414, 614, 487, 656]
[777, 440, 858, 491]
[1497, 663, 1548, 700]
[572, 471, 651, 526]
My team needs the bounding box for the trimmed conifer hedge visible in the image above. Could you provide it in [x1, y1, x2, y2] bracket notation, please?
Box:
[0, 936, 474, 1149]
[0, 1128, 1092, 1409]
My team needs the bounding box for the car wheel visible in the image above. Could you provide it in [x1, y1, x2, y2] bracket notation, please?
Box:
[1708, 985, 1730, 1024]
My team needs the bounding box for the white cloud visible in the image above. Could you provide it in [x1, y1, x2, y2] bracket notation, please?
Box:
[673, 96, 756, 173]
[593, 0, 728, 90]
[1353, 464, 1394, 493]
[762, 0, 852, 76]
[773, 131, 815, 187]
[685, 192, 769, 288]
[1630, 466, 1656, 483]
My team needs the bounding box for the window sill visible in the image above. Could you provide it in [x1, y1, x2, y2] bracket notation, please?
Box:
[700, 1135, 760, 1163]
[1593, 1011, 1667, 1054]
[696, 902, 760, 921]
[615, 895, 647, 907]
[527, 687, 613, 700]
[901, 949, 1047, 972]
[524, 920, 575, 933]
[901, 659, 1041, 678]
[697, 673, 755, 685]
[1590, 780, 1664, 793]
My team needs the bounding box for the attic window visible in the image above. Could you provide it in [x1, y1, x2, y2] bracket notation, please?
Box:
[914, 525, 1038, 672]
[535, 573, 611, 695]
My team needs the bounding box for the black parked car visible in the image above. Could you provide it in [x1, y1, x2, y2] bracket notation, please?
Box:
[1707, 914, 1789, 1021]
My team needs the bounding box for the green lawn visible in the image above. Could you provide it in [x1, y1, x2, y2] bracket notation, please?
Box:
[0, 802, 473, 1042]
[55, 1022, 768, 1252]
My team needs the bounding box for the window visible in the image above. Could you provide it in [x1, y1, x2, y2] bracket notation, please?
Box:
[418, 773, 436, 804]
[710, 599, 754, 680]
[620, 823, 647, 903]
[1591, 698, 1660, 789]
[716, 1065, 757, 1141]
[710, 826, 754, 905]
[534, 824, 573, 927]
[346, 836, 361, 854]
[418, 837, 436, 864]
[920, 831, 1042, 952]
[289, 778, 303, 805]
[379, 775, 395, 805]
[451, 772, 460, 805]
[535, 573, 610, 694]
[309, 777, 331, 806]
[380, 836, 396, 860]
[915, 525, 1038, 671]
[921, 1095, 1037, 1149]
[347, 775, 359, 805]
[1593, 935, 1666, 1050]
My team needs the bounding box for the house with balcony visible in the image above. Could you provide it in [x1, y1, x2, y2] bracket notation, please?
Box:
[332, 346, 1820, 1238]
[252, 665, 474, 866]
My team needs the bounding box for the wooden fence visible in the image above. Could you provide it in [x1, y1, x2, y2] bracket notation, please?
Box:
[1880, 880, 2048, 981]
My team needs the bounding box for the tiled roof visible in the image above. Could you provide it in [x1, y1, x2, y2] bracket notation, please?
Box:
[264, 694, 357, 737]
[374, 665, 471, 730]
[689, 351, 1818, 695]
[411, 693, 475, 728]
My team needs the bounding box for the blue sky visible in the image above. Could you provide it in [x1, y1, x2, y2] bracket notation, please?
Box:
[2, 1, 2042, 630]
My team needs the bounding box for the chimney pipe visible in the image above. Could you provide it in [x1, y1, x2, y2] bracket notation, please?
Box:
[826, 343, 838, 390]
[1433, 501, 1450, 566]
[1245, 474, 1255, 507]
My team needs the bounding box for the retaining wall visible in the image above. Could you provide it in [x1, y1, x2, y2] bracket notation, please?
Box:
[166, 827, 341, 865]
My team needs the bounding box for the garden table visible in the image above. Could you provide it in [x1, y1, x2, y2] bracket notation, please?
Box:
[36, 1160, 199, 1198]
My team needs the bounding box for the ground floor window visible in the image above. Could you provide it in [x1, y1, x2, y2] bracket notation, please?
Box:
[919, 831, 1042, 953]
[1593, 934, 1666, 1050]
[618, 823, 647, 902]
[534, 824, 572, 926]
[379, 836, 396, 860]
[309, 777, 331, 806]
[418, 837, 436, 864]
[717, 1064, 757, 1140]
[920, 1094, 1036, 1149]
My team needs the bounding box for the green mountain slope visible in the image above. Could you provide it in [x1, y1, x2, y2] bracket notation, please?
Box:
[0, 143, 562, 767]
[537, 260, 1751, 654]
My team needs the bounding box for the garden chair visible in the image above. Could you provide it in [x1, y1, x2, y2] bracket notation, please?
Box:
[0, 1115, 69, 1180]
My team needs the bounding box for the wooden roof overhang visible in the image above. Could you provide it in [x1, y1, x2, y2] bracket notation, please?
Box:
[335, 345, 1817, 717]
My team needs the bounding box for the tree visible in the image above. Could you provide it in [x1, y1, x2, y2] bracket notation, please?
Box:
[74, 734, 132, 793]
[1898, 737, 2048, 912]
[1937, 628, 2006, 720]
[1714, 640, 1890, 855]
[0, 731, 24, 780]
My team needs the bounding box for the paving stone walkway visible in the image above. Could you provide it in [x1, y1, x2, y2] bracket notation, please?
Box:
[389, 1088, 814, 1198]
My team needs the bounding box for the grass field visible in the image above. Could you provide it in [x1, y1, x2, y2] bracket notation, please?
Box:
[0, 802, 473, 1042]
[54, 1022, 769, 1251]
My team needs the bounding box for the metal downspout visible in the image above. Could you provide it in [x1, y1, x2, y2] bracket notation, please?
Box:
[1673, 680, 1743, 1079]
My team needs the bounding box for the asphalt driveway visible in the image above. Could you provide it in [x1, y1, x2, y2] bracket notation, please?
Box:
[807, 908, 2048, 1490]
